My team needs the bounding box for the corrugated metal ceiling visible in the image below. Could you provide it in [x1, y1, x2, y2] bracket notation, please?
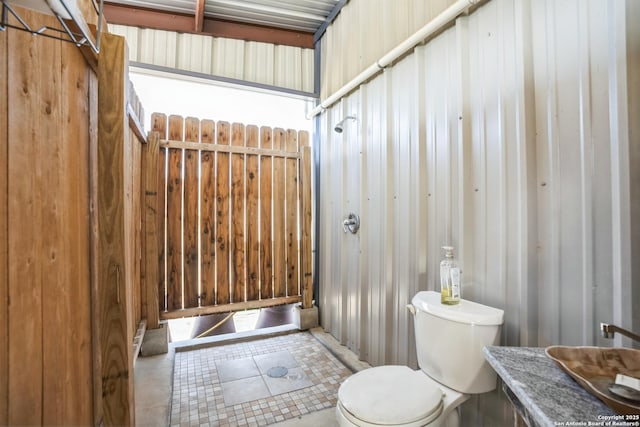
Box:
[107, 0, 194, 15]
[106, 0, 340, 32]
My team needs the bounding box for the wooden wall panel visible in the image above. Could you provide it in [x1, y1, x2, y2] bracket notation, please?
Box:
[98, 33, 134, 426]
[272, 128, 286, 298]
[78, 0, 99, 26]
[231, 123, 246, 303]
[167, 115, 184, 310]
[183, 117, 200, 308]
[0, 23, 7, 426]
[216, 122, 231, 305]
[42, 38, 92, 424]
[4, 7, 96, 425]
[200, 120, 216, 306]
[3, 13, 143, 426]
[246, 125, 260, 301]
[259, 127, 274, 300]
[7, 13, 55, 423]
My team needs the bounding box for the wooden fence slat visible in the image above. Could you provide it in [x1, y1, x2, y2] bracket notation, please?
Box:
[215, 122, 230, 305]
[32, 32, 61, 424]
[183, 117, 199, 309]
[143, 132, 160, 328]
[246, 125, 260, 301]
[89, 73, 101, 426]
[299, 132, 313, 309]
[126, 120, 143, 344]
[151, 113, 167, 312]
[285, 130, 299, 297]
[167, 115, 184, 310]
[272, 128, 286, 298]
[200, 120, 216, 307]
[259, 127, 273, 300]
[0, 24, 7, 426]
[151, 113, 167, 137]
[231, 123, 246, 303]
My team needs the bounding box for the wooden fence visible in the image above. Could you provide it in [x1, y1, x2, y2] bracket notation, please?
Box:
[148, 113, 312, 319]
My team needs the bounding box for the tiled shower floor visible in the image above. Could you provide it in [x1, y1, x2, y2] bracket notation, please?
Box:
[170, 332, 353, 427]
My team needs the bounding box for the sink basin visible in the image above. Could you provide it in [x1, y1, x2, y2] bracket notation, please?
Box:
[546, 346, 640, 415]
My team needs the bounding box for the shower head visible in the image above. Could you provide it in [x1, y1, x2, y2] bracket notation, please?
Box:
[334, 115, 356, 134]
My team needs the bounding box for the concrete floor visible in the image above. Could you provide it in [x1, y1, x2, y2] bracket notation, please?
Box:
[134, 326, 370, 427]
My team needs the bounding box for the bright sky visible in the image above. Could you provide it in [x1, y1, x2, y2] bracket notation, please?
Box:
[129, 70, 314, 135]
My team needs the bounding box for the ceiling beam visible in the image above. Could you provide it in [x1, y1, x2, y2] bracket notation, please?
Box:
[201, 19, 313, 49]
[104, 3, 192, 33]
[194, 0, 205, 32]
[314, 0, 348, 43]
[103, 2, 314, 49]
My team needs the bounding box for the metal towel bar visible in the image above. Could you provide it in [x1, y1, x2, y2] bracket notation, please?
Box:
[1, 0, 103, 54]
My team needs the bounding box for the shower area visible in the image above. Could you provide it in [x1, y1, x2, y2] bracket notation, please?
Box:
[167, 331, 354, 426]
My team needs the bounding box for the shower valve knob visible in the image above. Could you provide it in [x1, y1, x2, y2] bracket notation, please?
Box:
[342, 213, 360, 234]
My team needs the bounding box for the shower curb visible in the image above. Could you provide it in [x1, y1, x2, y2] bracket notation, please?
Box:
[172, 324, 300, 353]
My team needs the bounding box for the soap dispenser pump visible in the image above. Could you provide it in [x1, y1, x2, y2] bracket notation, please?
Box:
[440, 246, 461, 305]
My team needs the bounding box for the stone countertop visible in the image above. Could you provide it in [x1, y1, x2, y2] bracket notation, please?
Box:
[483, 346, 618, 427]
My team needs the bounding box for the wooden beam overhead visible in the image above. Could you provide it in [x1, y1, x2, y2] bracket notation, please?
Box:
[104, 3, 194, 33]
[201, 18, 313, 49]
[194, 0, 204, 32]
[104, 2, 314, 49]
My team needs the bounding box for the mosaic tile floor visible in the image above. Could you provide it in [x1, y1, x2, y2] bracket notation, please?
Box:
[170, 332, 353, 427]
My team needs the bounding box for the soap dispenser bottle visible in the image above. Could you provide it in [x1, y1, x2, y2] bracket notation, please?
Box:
[440, 246, 461, 305]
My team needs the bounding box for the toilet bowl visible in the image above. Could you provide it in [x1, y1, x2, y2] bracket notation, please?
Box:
[335, 365, 469, 427]
[335, 291, 504, 427]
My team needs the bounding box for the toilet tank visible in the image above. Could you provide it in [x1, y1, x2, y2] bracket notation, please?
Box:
[411, 291, 504, 394]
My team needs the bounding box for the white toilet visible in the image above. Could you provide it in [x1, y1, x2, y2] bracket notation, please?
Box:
[335, 291, 504, 427]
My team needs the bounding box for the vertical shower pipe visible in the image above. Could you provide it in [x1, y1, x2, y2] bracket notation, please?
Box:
[312, 0, 349, 308]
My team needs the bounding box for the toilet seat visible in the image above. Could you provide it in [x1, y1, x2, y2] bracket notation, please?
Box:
[338, 366, 444, 426]
[337, 400, 444, 427]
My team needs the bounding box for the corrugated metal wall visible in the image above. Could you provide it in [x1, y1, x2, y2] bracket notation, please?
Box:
[318, 0, 639, 424]
[319, 0, 460, 98]
[108, 24, 315, 93]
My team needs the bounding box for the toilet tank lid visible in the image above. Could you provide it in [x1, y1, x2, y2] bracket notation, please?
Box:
[412, 291, 504, 326]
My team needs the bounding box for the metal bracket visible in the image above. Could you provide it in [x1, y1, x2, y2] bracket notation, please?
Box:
[1, 0, 103, 54]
